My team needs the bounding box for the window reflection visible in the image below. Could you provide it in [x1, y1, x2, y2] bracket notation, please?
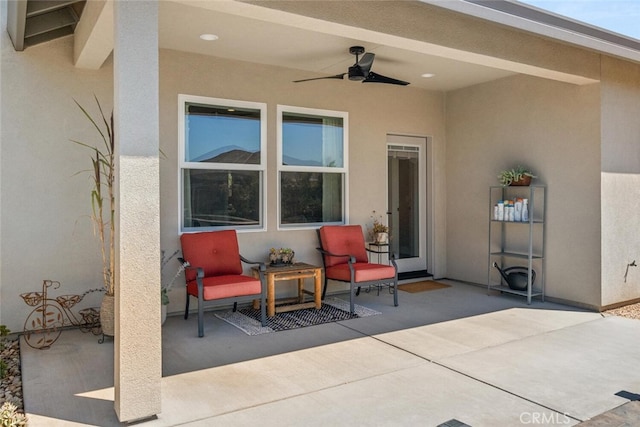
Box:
[279, 107, 347, 227]
[183, 170, 260, 227]
[280, 172, 343, 225]
[180, 97, 265, 231]
[185, 103, 261, 164]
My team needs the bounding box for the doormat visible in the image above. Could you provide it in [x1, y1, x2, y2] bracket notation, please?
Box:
[397, 280, 451, 293]
[214, 297, 381, 336]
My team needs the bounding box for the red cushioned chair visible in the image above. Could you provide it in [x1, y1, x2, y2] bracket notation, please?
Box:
[180, 230, 266, 337]
[317, 225, 398, 314]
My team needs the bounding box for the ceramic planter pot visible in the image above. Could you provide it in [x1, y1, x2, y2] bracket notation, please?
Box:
[511, 175, 532, 186]
[375, 232, 389, 244]
[100, 294, 115, 336]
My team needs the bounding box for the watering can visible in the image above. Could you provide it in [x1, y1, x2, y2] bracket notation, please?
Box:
[492, 262, 536, 291]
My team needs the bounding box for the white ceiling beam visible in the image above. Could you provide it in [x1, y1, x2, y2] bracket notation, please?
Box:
[6, 0, 27, 51]
[74, 0, 114, 69]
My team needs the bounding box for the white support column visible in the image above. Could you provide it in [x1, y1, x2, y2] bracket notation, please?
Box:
[112, 1, 161, 422]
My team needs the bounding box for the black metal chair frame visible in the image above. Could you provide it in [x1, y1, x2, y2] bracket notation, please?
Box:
[181, 256, 267, 338]
[316, 230, 399, 314]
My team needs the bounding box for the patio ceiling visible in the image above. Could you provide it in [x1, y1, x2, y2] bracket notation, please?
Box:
[157, 1, 516, 92]
[72, 0, 603, 90]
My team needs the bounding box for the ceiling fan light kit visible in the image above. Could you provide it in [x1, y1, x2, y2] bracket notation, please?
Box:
[293, 46, 410, 86]
[348, 67, 366, 81]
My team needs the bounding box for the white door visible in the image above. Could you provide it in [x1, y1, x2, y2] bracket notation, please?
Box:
[387, 135, 428, 273]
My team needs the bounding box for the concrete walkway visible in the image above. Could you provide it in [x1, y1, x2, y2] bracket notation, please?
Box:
[20, 281, 640, 426]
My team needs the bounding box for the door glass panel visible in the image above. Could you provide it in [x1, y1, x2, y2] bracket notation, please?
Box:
[388, 146, 419, 259]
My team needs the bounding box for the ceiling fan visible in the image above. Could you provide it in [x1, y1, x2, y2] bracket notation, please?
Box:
[293, 46, 410, 86]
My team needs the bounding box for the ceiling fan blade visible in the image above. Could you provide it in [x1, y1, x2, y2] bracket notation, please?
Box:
[363, 71, 410, 86]
[357, 52, 375, 75]
[293, 73, 346, 83]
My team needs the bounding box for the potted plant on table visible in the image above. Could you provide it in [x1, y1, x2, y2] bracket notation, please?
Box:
[269, 248, 295, 265]
[71, 96, 115, 336]
[369, 210, 389, 244]
[498, 165, 537, 187]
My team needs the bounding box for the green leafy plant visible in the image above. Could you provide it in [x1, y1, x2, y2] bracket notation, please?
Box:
[161, 250, 188, 306]
[498, 165, 536, 187]
[71, 96, 115, 296]
[0, 402, 27, 427]
[0, 325, 9, 351]
[0, 325, 8, 379]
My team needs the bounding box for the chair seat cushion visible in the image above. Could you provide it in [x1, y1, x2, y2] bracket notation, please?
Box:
[325, 263, 396, 283]
[187, 275, 261, 300]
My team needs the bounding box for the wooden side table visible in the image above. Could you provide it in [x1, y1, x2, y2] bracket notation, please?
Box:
[252, 262, 322, 317]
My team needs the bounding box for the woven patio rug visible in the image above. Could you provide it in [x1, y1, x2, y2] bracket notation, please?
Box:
[214, 297, 380, 336]
[397, 280, 451, 293]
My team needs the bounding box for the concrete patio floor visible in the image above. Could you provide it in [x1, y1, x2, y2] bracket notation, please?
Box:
[20, 280, 640, 426]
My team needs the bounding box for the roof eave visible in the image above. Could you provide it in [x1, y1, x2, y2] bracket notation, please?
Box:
[420, 0, 640, 64]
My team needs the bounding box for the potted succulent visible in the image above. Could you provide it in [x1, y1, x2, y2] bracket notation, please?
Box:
[72, 96, 115, 337]
[369, 210, 389, 244]
[269, 248, 295, 265]
[0, 402, 27, 426]
[498, 165, 537, 187]
[279, 248, 294, 264]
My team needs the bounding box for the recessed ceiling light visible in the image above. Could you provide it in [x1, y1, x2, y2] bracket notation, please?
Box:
[421, 73, 435, 78]
[199, 34, 219, 41]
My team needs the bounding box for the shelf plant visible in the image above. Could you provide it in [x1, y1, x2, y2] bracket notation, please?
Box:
[498, 165, 536, 186]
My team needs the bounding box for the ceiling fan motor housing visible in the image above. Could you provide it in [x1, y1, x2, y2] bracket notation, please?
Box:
[293, 45, 409, 85]
[348, 65, 366, 81]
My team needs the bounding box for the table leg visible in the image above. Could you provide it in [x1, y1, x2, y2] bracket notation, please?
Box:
[297, 278, 304, 303]
[251, 270, 260, 310]
[267, 273, 276, 317]
[314, 268, 321, 309]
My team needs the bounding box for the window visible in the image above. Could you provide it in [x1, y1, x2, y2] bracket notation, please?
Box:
[278, 105, 348, 228]
[179, 95, 266, 232]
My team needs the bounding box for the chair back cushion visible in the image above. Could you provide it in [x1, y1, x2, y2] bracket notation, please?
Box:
[180, 230, 243, 282]
[318, 225, 369, 267]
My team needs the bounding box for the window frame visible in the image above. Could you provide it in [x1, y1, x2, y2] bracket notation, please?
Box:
[178, 94, 267, 233]
[277, 104, 349, 230]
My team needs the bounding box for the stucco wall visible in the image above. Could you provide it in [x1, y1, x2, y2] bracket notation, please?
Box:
[445, 74, 602, 308]
[158, 48, 447, 315]
[600, 56, 640, 307]
[0, 35, 446, 329]
[1, 33, 114, 331]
